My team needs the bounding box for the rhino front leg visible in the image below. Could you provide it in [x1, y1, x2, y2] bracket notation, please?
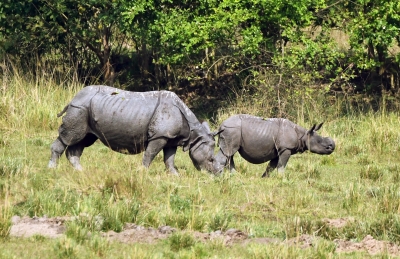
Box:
[48, 137, 67, 169]
[163, 146, 179, 176]
[262, 150, 291, 177]
[143, 138, 169, 172]
[276, 150, 291, 174]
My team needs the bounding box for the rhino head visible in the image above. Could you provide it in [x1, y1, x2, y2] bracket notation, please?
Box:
[302, 123, 335, 154]
[184, 121, 221, 174]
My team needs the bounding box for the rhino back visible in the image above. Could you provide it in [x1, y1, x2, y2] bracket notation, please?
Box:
[235, 116, 301, 163]
[68, 85, 117, 106]
[237, 117, 282, 163]
[88, 92, 160, 153]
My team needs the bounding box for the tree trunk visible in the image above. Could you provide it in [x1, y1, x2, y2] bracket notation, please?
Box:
[101, 27, 116, 86]
[166, 64, 171, 85]
[141, 42, 150, 81]
[367, 41, 375, 60]
[213, 49, 218, 78]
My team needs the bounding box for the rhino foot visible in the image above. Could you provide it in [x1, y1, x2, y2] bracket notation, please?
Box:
[48, 160, 57, 169]
[261, 172, 270, 178]
[168, 171, 180, 177]
[69, 156, 83, 171]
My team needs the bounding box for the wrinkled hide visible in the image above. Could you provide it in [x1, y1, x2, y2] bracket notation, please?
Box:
[215, 114, 335, 177]
[48, 85, 220, 175]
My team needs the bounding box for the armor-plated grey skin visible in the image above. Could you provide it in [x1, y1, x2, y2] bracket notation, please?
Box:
[48, 85, 220, 175]
[214, 114, 335, 177]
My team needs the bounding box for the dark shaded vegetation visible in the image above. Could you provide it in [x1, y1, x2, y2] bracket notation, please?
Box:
[1, 0, 399, 117]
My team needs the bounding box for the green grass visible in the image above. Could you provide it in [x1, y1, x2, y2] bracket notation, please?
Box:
[2, 72, 400, 258]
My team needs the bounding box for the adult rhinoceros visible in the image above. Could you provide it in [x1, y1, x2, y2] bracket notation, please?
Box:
[214, 114, 335, 177]
[48, 85, 220, 175]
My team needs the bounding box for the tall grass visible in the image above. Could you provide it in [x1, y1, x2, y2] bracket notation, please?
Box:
[2, 63, 400, 257]
[1, 65, 81, 134]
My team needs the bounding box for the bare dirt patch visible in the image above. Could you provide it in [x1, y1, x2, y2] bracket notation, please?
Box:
[103, 224, 176, 244]
[194, 228, 249, 246]
[323, 217, 354, 228]
[10, 216, 67, 238]
[8, 216, 400, 256]
[105, 225, 249, 245]
[285, 234, 317, 249]
[335, 235, 400, 256]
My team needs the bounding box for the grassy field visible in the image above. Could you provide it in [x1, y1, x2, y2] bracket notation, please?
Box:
[2, 74, 400, 258]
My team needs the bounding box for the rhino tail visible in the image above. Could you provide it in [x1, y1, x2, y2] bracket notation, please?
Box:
[57, 104, 69, 117]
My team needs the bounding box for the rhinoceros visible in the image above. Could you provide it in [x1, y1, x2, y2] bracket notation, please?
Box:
[48, 85, 220, 175]
[214, 114, 335, 177]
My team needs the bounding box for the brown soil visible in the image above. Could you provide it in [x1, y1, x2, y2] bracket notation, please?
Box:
[323, 217, 354, 228]
[334, 235, 400, 256]
[9, 216, 400, 256]
[103, 224, 175, 244]
[10, 215, 67, 238]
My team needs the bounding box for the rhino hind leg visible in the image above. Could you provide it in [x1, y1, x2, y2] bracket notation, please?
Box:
[163, 146, 179, 175]
[228, 156, 236, 173]
[214, 150, 228, 172]
[48, 137, 67, 169]
[66, 134, 98, 171]
[49, 106, 92, 170]
[58, 106, 89, 146]
[262, 157, 278, 178]
[66, 145, 84, 171]
[215, 128, 241, 174]
[217, 130, 240, 158]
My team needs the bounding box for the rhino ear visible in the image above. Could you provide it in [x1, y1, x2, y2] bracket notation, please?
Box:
[309, 124, 317, 133]
[183, 143, 190, 152]
[314, 122, 324, 131]
[183, 129, 203, 152]
[308, 123, 324, 135]
[185, 136, 204, 152]
[212, 129, 224, 137]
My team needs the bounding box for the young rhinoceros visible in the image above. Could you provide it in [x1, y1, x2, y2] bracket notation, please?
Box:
[48, 85, 221, 175]
[214, 114, 335, 177]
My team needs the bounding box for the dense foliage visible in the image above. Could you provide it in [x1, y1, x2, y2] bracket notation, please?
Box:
[1, 0, 399, 95]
